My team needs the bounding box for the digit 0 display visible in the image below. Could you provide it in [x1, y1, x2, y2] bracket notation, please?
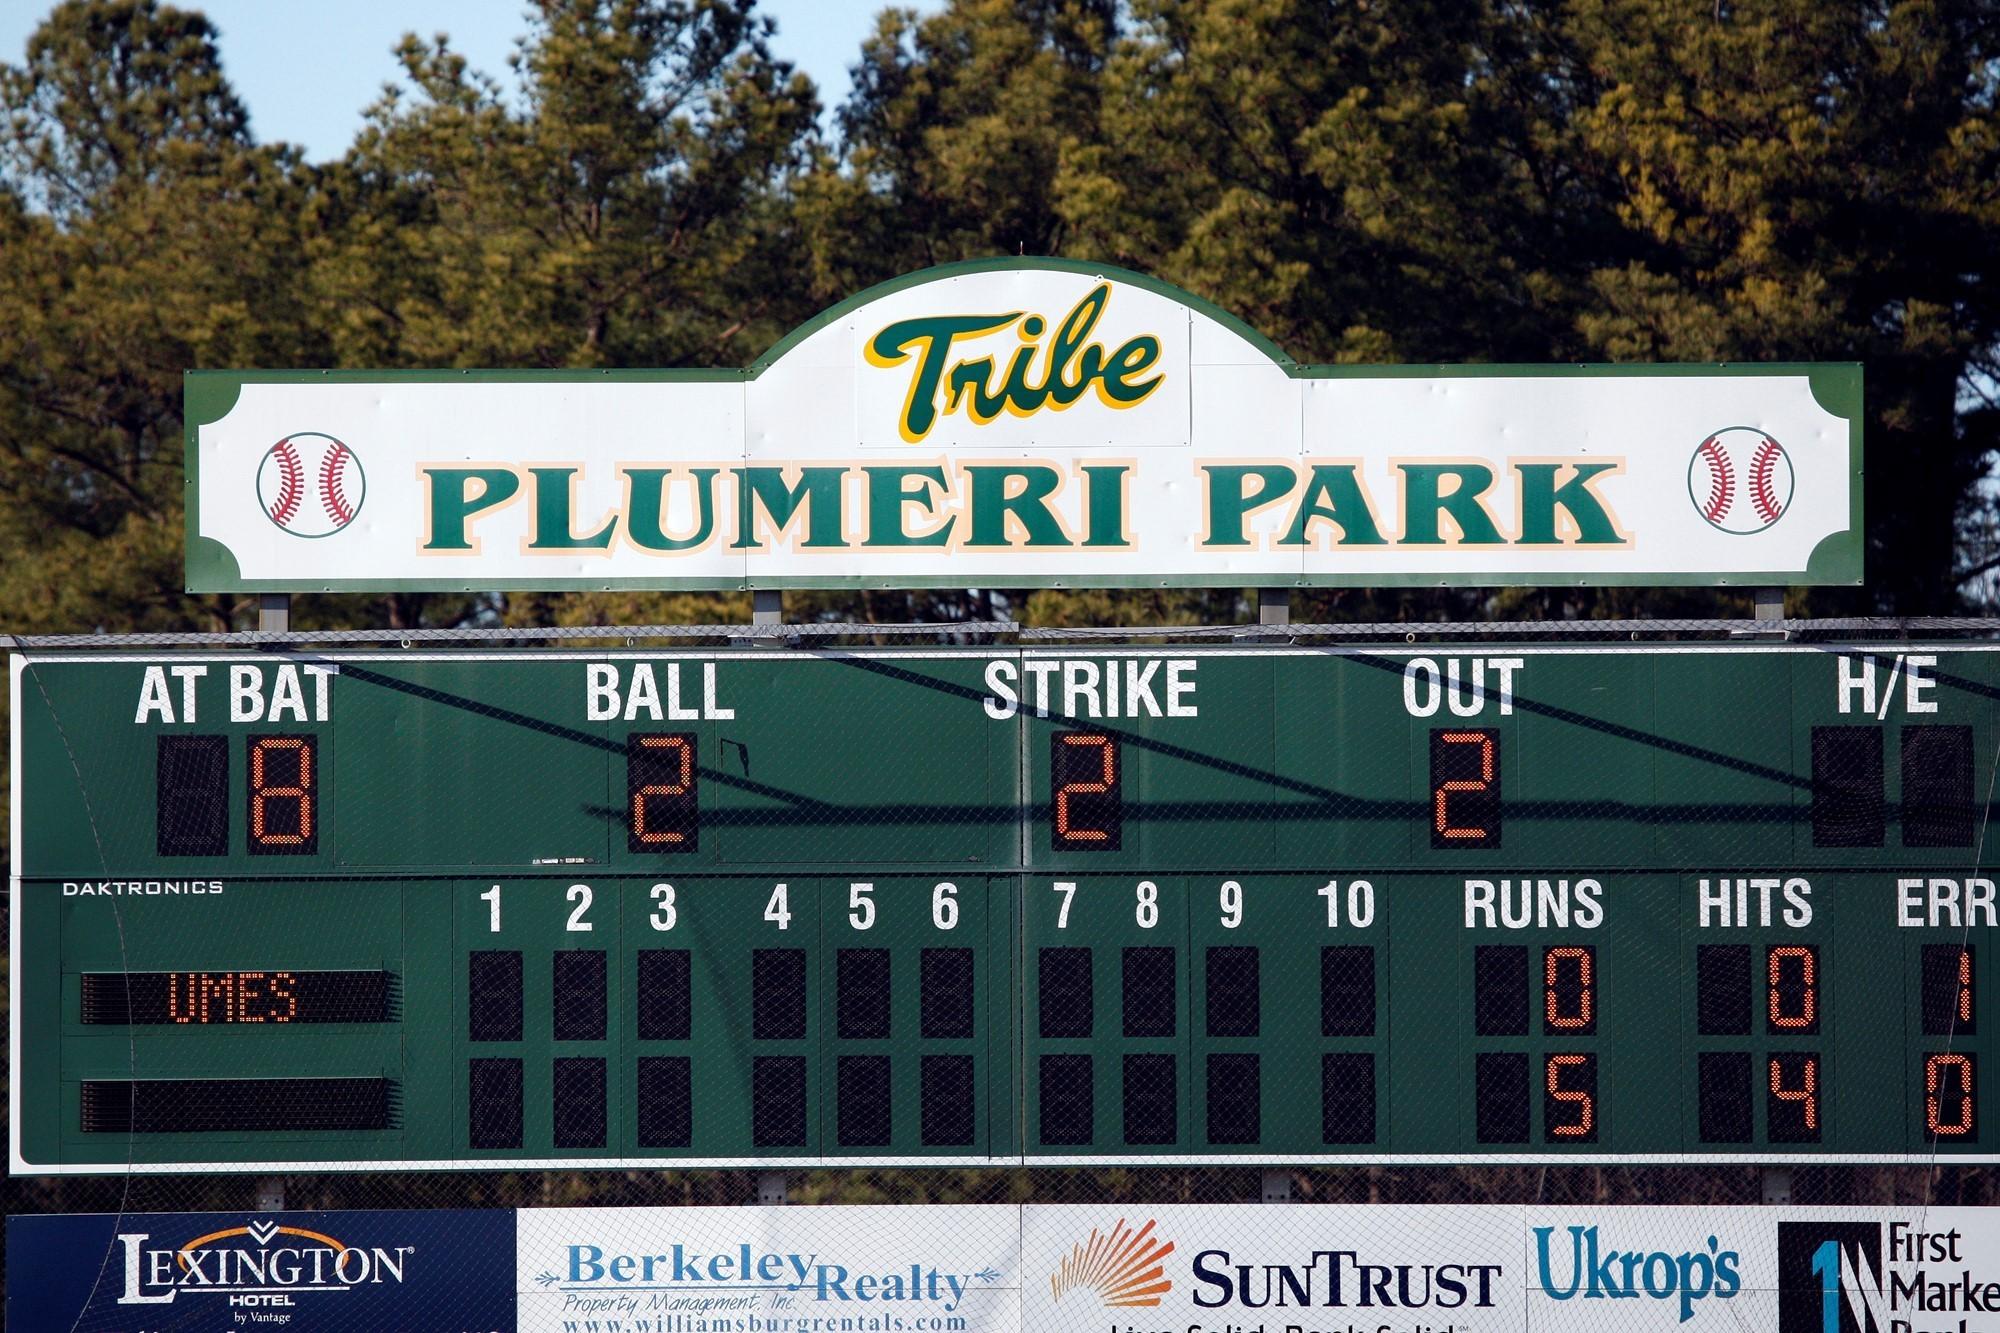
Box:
[11, 644, 1999, 1171]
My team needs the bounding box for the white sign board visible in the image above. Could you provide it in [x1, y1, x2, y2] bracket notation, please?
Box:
[185, 259, 1862, 592]
[508, 1203, 2000, 1332]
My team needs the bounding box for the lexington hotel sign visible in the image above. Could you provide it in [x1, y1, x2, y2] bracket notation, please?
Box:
[183, 259, 1862, 592]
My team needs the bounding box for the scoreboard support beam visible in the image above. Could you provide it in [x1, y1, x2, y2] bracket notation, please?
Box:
[753, 590, 783, 626]
[1754, 587, 1784, 623]
[758, 1172, 789, 1206]
[1762, 1167, 1793, 1205]
[1261, 1169, 1293, 1203]
[257, 593, 288, 633]
[1258, 587, 1290, 625]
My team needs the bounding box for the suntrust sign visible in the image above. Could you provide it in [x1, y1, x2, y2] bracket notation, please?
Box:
[184, 259, 1862, 592]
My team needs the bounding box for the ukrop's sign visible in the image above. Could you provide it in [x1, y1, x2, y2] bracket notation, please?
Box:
[183, 259, 1863, 592]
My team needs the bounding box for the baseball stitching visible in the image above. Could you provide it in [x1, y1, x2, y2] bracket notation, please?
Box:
[1749, 438, 1784, 525]
[270, 438, 305, 528]
[1697, 437, 1732, 524]
[320, 440, 356, 528]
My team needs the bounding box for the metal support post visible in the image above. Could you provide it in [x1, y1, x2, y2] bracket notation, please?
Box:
[752, 590, 783, 626]
[258, 593, 290, 634]
[1761, 1166, 1793, 1205]
[255, 1176, 286, 1211]
[1257, 587, 1291, 626]
[757, 1171, 789, 1205]
[1754, 587, 1784, 624]
[1261, 1168, 1293, 1203]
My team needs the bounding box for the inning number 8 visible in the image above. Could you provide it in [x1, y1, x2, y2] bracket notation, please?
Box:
[1135, 880, 1159, 929]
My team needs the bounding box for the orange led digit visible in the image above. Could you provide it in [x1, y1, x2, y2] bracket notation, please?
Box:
[1545, 1054, 1596, 1139]
[1925, 1053, 1976, 1138]
[1767, 945, 1818, 1032]
[1768, 1054, 1820, 1141]
[627, 733, 699, 853]
[1430, 728, 1500, 848]
[247, 735, 315, 855]
[1051, 731, 1120, 851]
[1544, 946, 1594, 1033]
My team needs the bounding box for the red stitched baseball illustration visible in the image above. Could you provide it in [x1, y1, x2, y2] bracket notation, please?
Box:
[1696, 436, 1732, 524]
[1687, 427, 1791, 534]
[269, 438, 305, 528]
[320, 439, 356, 527]
[1749, 438, 1784, 525]
[259, 434, 364, 536]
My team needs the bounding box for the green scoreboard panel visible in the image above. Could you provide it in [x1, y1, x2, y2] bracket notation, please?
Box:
[9, 644, 1996, 1172]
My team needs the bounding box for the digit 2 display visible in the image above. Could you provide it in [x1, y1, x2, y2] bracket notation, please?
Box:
[12, 644, 2000, 1170]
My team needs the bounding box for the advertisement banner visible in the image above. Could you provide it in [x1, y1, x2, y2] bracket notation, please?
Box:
[183, 258, 1863, 593]
[1023, 1202, 1529, 1332]
[4, 1207, 517, 1332]
[11, 1202, 1994, 1330]
[514, 1204, 1021, 1333]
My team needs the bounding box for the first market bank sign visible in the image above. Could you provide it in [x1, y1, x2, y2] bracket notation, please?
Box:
[184, 259, 1862, 592]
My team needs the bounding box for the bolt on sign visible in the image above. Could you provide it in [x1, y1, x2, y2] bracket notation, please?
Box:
[183, 259, 1862, 593]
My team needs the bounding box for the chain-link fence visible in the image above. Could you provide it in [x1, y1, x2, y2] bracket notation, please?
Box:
[5, 620, 1996, 1328]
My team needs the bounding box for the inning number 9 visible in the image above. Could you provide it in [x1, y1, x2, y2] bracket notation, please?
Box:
[1219, 880, 1243, 929]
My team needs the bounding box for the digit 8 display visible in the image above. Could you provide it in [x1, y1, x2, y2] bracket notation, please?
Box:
[248, 735, 316, 855]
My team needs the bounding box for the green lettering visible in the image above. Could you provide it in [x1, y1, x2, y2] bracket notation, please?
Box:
[1398, 464, 1504, 544]
[1278, 464, 1386, 546]
[1082, 465, 1131, 547]
[423, 467, 520, 550]
[529, 467, 617, 549]
[1515, 462, 1623, 544]
[864, 466, 954, 547]
[623, 467, 719, 551]
[866, 313, 1021, 441]
[965, 465, 1070, 547]
[1097, 335, 1163, 405]
[1201, 465, 1298, 547]
[731, 467, 849, 549]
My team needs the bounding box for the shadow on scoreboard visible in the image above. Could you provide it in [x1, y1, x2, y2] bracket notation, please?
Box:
[319, 650, 2000, 831]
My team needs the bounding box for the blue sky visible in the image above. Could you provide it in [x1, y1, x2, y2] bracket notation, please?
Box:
[0, 1, 942, 161]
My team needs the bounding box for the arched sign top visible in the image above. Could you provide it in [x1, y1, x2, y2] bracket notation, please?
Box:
[184, 259, 1861, 593]
[744, 256, 1296, 378]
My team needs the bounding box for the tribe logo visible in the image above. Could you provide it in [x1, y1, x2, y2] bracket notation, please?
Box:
[865, 282, 1165, 443]
[258, 432, 365, 536]
[116, 1217, 414, 1305]
[1689, 426, 1794, 534]
[1049, 1217, 1175, 1308]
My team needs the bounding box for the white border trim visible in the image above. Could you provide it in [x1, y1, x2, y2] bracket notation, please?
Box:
[18, 1150, 1999, 1174]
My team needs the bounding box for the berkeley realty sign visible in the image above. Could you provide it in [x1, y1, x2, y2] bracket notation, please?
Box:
[183, 258, 1862, 592]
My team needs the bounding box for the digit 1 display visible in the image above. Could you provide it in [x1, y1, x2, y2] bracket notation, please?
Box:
[1431, 728, 1500, 849]
[1052, 730, 1119, 850]
[627, 733, 697, 852]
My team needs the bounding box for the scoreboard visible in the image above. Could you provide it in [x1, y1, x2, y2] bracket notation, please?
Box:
[9, 643, 1997, 1172]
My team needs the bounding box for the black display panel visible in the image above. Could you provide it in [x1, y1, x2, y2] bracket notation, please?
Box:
[80, 970, 394, 1025]
[246, 735, 317, 855]
[156, 734, 228, 857]
[82, 1077, 394, 1133]
[1431, 728, 1500, 849]
[627, 732, 697, 853]
[1052, 730, 1120, 850]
